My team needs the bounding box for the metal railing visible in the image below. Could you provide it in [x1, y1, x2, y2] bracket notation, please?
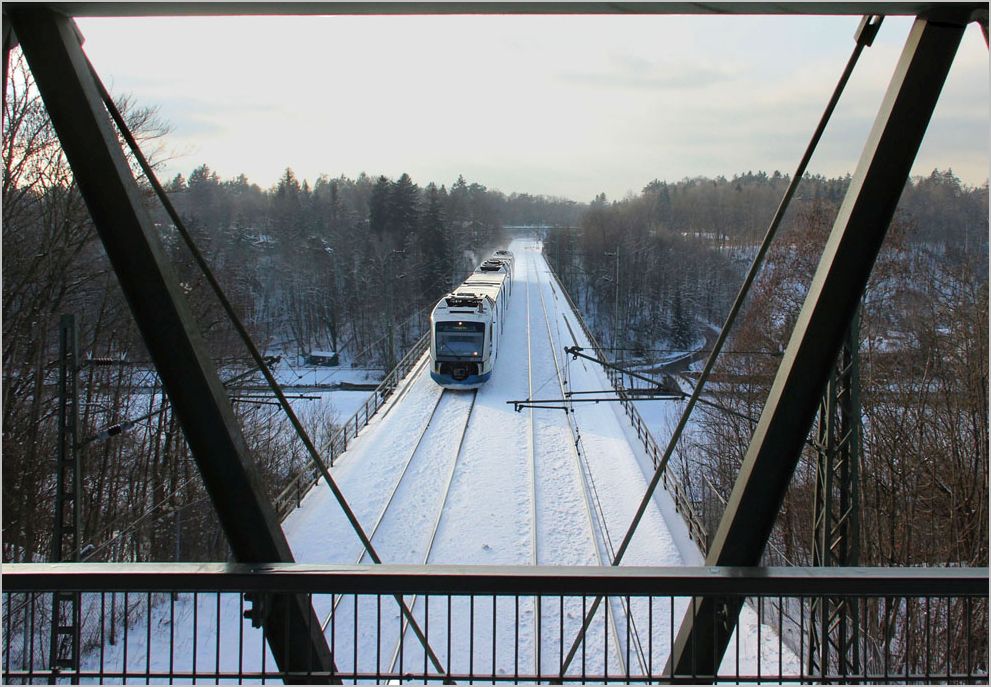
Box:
[272, 333, 431, 520]
[543, 256, 711, 551]
[3, 563, 986, 684]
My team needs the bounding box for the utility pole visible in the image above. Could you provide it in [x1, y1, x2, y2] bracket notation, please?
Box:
[808, 310, 862, 679]
[50, 314, 81, 679]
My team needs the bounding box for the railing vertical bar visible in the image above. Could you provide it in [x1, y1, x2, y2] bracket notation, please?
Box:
[191, 591, 198, 683]
[376, 594, 382, 683]
[625, 595, 631, 683]
[603, 595, 608, 680]
[124, 591, 130, 684]
[397, 596, 404, 680]
[447, 595, 453, 683]
[559, 595, 564, 679]
[491, 594, 496, 681]
[28, 592, 35, 682]
[648, 596, 653, 683]
[330, 592, 337, 680]
[924, 595, 931, 682]
[536, 594, 542, 683]
[425, 595, 431, 682]
[146, 591, 153, 684]
[353, 593, 359, 685]
[237, 593, 244, 682]
[469, 595, 475, 684]
[215, 592, 221, 685]
[101, 592, 108, 681]
[581, 595, 586, 682]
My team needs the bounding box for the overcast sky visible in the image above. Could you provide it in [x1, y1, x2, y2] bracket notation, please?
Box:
[77, 13, 988, 203]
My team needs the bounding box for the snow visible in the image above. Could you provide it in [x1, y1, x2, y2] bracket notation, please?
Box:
[74, 239, 798, 682]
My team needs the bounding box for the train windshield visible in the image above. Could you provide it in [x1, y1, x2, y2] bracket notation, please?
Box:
[435, 321, 485, 357]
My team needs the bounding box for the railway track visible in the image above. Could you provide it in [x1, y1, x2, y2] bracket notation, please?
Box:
[317, 385, 477, 678]
[530, 253, 650, 680]
[311, 244, 646, 680]
[380, 387, 479, 677]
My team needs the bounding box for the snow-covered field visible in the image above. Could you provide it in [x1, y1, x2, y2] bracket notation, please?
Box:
[74, 239, 798, 682]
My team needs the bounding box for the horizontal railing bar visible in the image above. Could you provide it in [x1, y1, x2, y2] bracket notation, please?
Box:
[3, 671, 984, 684]
[39, 2, 988, 18]
[4, 563, 987, 596]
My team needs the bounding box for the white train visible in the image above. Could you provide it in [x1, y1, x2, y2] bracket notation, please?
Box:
[429, 250, 514, 388]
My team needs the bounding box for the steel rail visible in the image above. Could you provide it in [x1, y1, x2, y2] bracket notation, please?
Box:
[532, 252, 645, 679]
[384, 388, 479, 679]
[523, 247, 542, 678]
[318, 385, 447, 630]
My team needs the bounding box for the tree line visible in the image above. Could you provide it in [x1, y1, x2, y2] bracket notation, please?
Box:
[547, 169, 988, 572]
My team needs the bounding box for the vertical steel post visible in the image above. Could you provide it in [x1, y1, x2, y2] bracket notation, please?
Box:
[8, 7, 336, 682]
[665, 12, 966, 681]
[808, 311, 862, 679]
[50, 314, 80, 679]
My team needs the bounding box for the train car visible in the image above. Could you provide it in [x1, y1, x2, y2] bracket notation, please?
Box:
[430, 253, 512, 388]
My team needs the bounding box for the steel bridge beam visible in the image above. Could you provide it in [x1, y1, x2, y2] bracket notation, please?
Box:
[22, 2, 991, 18]
[5, 7, 336, 683]
[665, 10, 968, 682]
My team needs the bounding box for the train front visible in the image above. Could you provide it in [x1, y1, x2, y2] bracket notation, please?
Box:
[430, 293, 493, 389]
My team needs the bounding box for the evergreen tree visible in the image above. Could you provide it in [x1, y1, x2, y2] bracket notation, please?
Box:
[389, 173, 421, 240]
[421, 183, 451, 296]
[369, 175, 391, 235]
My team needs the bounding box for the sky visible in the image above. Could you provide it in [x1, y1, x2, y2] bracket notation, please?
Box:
[76, 12, 989, 203]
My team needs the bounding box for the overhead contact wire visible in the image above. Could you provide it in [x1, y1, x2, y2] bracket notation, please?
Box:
[559, 15, 884, 676]
[85, 54, 452, 680]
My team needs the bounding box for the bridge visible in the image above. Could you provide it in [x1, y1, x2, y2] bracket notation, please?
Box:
[2, 2, 988, 684]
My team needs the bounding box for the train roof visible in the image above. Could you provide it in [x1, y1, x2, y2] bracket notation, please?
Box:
[432, 271, 508, 317]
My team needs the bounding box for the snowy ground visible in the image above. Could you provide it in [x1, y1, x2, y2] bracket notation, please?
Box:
[75, 239, 798, 682]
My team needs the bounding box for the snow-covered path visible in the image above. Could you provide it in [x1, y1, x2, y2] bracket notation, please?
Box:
[80, 239, 799, 682]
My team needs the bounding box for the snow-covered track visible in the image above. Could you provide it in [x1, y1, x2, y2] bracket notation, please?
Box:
[529, 252, 646, 678]
[318, 386, 450, 632]
[383, 387, 479, 675]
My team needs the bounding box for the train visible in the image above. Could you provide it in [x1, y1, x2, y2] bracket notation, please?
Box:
[429, 250, 514, 388]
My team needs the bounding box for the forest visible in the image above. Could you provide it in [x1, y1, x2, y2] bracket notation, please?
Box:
[545, 168, 989, 576]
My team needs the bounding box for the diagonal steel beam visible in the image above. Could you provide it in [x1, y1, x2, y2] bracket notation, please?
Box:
[665, 11, 967, 682]
[5, 7, 337, 682]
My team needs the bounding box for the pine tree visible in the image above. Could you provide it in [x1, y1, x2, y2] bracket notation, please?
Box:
[421, 183, 451, 296]
[368, 175, 391, 235]
[389, 173, 420, 240]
